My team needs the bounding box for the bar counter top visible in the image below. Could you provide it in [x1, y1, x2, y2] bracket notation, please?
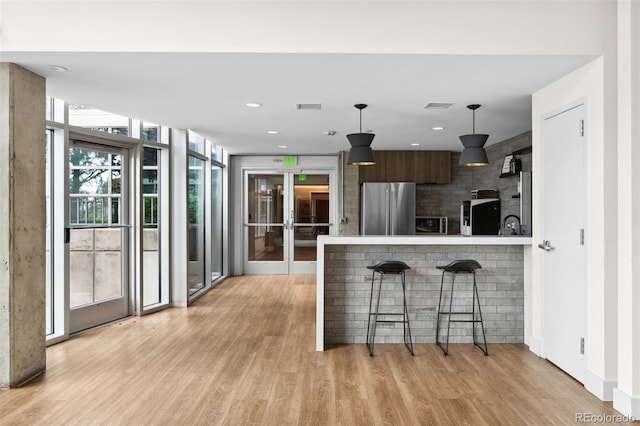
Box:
[317, 235, 532, 246]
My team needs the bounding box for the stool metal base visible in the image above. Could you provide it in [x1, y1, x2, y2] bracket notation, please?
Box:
[366, 262, 414, 357]
[435, 260, 488, 356]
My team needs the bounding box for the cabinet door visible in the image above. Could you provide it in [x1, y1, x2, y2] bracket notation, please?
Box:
[384, 151, 414, 182]
[358, 151, 386, 183]
[414, 151, 451, 184]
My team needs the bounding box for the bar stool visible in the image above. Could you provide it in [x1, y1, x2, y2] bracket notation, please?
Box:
[435, 259, 488, 356]
[366, 260, 414, 356]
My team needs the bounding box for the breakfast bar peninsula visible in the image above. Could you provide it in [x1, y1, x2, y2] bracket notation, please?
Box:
[316, 235, 532, 351]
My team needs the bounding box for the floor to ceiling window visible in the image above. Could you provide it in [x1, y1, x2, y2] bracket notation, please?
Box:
[69, 104, 130, 136]
[45, 128, 53, 335]
[188, 154, 206, 296]
[142, 146, 161, 307]
[211, 144, 224, 282]
[44, 100, 227, 341]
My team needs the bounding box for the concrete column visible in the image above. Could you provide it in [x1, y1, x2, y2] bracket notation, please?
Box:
[0, 63, 46, 388]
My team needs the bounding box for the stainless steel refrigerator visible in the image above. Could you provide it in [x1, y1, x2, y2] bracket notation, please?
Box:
[361, 182, 416, 235]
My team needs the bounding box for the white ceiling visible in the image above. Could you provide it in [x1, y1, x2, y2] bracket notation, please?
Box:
[2, 52, 595, 154]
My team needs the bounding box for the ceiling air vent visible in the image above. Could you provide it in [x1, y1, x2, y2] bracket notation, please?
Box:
[424, 102, 453, 109]
[296, 103, 322, 110]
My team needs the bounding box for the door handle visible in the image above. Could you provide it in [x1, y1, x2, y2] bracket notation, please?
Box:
[537, 240, 556, 252]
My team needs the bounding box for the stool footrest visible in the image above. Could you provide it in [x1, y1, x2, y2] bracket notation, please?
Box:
[369, 312, 405, 316]
[372, 320, 410, 324]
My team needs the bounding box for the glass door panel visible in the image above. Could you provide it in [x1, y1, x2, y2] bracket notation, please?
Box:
[68, 145, 129, 333]
[244, 173, 287, 274]
[244, 171, 332, 274]
[291, 174, 330, 273]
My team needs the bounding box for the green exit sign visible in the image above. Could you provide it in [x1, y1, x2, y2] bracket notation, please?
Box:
[283, 156, 297, 166]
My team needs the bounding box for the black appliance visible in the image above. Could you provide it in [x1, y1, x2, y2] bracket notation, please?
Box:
[460, 199, 501, 236]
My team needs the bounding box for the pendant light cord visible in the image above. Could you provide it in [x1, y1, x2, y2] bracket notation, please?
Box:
[472, 109, 476, 134]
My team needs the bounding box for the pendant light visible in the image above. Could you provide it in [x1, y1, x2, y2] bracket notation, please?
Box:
[347, 104, 375, 165]
[459, 104, 489, 166]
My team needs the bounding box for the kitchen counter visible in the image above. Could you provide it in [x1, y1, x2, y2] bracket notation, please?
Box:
[316, 235, 532, 351]
[318, 234, 532, 246]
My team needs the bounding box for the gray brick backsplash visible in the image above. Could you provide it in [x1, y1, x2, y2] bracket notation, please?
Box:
[324, 244, 524, 345]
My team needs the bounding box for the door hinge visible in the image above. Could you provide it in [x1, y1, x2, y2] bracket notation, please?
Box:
[579, 120, 585, 136]
[580, 229, 585, 245]
[580, 337, 585, 354]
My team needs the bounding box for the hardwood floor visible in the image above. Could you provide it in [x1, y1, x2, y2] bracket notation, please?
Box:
[0, 275, 627, 425]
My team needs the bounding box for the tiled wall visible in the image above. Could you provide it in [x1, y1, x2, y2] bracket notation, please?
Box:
[324, 244, 524, 345]
[417, 131, 532, 234]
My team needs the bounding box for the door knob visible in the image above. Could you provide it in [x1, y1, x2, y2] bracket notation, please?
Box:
[537, 240, 556, 252]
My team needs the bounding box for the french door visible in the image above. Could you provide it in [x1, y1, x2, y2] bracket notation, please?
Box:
[243, 170, 332, 274]
[68, 142, 130, 333]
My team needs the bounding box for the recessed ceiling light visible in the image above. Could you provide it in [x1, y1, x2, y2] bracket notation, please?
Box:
[267, 130, 279, 134]
[277, 145, 288, 149]
[47, 65, 68, 72]
[411, 143, 421, 146]
[323, 130, 337, 136]
[245, 103, 262, 108]
[432, 126, 446, 131]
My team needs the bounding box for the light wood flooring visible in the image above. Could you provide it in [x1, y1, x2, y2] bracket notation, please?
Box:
[0, 275, 627, 425]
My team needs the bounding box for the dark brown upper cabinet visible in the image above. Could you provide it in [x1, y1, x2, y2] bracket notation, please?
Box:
[358, 150, 450, 184]
[413, 151, 451, 184]
[357, 150, 387, 182]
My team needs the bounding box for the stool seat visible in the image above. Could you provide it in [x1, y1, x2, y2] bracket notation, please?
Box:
[436, 259, 482, 274]
[367, 260, 410, 274]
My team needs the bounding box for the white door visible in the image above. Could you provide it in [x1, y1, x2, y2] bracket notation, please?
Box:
[243, 171, 332, 274]
[68, 143, 130, 333]
[541, 103, 587, 382]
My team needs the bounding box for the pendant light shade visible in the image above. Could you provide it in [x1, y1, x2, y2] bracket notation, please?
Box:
[347, 104, 375, 165]
[459, 104, 489, 167]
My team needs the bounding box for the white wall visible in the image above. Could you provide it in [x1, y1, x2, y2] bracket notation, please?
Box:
[614, 0, 640, 417]
[1, 1, 615, 55]
[532, 58, 618, 401]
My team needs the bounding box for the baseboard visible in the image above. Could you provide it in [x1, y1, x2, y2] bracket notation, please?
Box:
[584, 371, 616, 401]
[526, 336, 542, 357]
[613, 388, 640, 420]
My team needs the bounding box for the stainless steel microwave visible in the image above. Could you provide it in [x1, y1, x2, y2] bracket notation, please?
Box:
[416, 216, 448, 234]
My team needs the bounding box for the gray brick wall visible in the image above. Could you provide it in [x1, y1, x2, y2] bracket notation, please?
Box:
[324, 244, 524, 345]
[417, 131, 532, 233]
